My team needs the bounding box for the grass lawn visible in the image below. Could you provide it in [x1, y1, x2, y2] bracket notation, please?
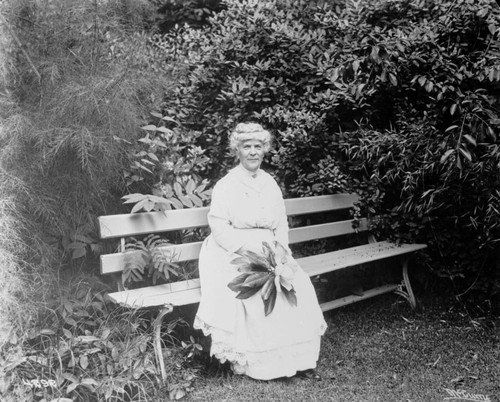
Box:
[185, 294, 500, 402]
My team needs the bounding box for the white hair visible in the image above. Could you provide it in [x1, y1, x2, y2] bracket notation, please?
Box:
[228, 123, 272, 155]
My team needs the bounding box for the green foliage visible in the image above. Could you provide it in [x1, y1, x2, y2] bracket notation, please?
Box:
[2, 0, 499, 398]
[0, 175, 28, 341]
[158, 0, 346, 184]
[336, 0, 500, 297]
[0, 279, 200, 401]
[154, 0, 500, 298]
[120, 110, 212, 213]
[0, 0, 171, 270]
[157, 0, 225, 33]
[122, 234, 187, 288]
[0, 1, 204, 399]
[228, 241, 297, 316]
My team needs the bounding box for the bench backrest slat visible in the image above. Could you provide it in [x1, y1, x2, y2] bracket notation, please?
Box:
[285, 194, 359, 216]
[98, 207, 210, 239]
[101, 218, 368, 275]
[288, 218, 368, 244]
[101, 241, 204, 275]
[98, 194, 360, 240]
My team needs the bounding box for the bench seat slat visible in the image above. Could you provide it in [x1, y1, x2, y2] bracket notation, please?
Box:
[298, 241, 427, 277]
[107, 279, 201, 308]
[109, 288, 202, 309]
[107, 241, 425, 308]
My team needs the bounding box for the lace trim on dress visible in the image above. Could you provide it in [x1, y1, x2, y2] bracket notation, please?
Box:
[194, 315, 328, 369]
[193, 316, 247, 365]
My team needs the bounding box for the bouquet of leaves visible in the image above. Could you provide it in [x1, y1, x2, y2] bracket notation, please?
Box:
[227, 241, 298, 316]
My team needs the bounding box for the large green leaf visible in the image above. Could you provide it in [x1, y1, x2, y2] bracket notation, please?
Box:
[260, 276, 275, 301]
[242, 272, 270, 288]
[234, 261, 269, 273]
[231, 251, 270, 272]
[227, 273, 250, 292]
[230, 255, 251, 266]
[273, 241, 289, 265]
[235, 286, 261, 300]
[263, 286, 277, 316]
[238, 249, 271, 268]
[279, 276, 293, 291]
[282, 287, 297, 308]
[261, 241, 276, 267]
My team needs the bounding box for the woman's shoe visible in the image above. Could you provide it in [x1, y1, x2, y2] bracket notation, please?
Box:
[297, 369, 322, 380]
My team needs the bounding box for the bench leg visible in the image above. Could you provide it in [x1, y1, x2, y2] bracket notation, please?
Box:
[394, 258, 417, 309]
[153, 304, 174, 383]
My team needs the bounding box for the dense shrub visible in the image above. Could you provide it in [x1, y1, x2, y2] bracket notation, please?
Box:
[156, 0, 225, 33]
[0, 0, 172, 268]
[0, 1, 201, 399]
[154, 0, 500, 298]
[338, 0, 500, 299]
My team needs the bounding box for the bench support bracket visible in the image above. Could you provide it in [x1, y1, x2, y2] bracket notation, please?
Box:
[153, 304, 174, 383]
[394, 258, 417, 309]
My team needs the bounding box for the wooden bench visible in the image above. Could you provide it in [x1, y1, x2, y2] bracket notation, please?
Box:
[98, 193, 427, 381]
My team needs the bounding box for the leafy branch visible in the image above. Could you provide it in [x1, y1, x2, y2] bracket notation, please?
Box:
[123, 234, 181, 287]
[122, 177, 212, 213]
[228, 241, 298, 316]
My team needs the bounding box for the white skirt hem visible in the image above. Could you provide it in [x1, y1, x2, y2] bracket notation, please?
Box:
[194, 315, 327, 380]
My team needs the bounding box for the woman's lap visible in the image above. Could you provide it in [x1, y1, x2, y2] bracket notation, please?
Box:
[194, 234, 327, 379]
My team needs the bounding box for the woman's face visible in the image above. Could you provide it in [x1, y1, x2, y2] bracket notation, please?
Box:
[237, 139, 265, 172]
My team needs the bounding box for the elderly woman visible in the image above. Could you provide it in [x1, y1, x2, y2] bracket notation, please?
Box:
[194, 123, 326, 380]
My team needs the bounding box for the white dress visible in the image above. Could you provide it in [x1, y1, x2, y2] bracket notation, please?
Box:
[194, 165, 327, 380]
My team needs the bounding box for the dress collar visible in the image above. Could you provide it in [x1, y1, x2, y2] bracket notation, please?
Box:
[235, 164, 261, 179]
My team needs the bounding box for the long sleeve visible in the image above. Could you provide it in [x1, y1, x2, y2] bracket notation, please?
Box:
[207, 180, 242, 253]
[273, 185, 292, 255]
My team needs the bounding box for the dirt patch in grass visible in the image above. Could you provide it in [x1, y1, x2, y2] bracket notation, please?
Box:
[186, 294, 500, 402]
